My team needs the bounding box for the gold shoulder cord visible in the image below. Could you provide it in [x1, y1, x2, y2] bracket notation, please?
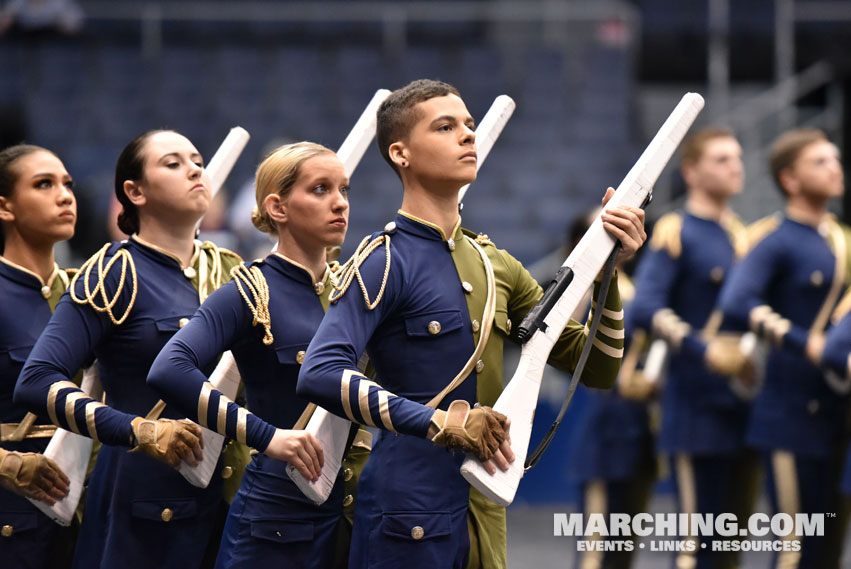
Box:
[197, 241, 225, 303]
[232, 264, 273, 345]
[329, 234, 391, 310]
[70, 243, 138, 325]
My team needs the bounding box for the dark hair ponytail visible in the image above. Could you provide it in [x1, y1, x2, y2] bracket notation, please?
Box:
[0, 144, 54, 253]
[114, 129, 173, 235]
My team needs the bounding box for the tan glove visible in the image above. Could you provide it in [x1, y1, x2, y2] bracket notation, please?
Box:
[705, 334, 754, 380]
[429, 400, 507, 462]
[618, 370, 656, 401]
[129, 417, 203, 468]
[0, 448, 70, 505]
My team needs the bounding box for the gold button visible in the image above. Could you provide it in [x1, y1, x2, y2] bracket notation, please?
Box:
[343, 467, 353, 482]
[296, 351, 306, 365]
[471, 320, 480, 333]
[221, 466, 233, 479]
[1, 524, 13, 537]
[183, 267, 197, 279]
[342, 494, 354, 507]
[384, 221, 397, 232]
[506, 319, 512, 334]
[41, 285, 51, 299]
[811, 271, 824, 287]
[427, 321, 442, 335]
[178, 317, 190, 328]
[462, 281, 473, 293]
[314, 281, 325, 295]
[276, 530, 282, 537]
[161, 508, 173, 522]
[475, 360, 485, 373]
[710, 266, 725, 283]
[411, 525, 424, 540]
[447, 238, 456, 252]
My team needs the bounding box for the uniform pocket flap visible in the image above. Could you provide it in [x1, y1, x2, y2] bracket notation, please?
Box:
[404, 310, 463, 338]
[0, 510, 39, 534]
[249, 519, 314, 544]
[154, 316, 192, 333]
[275, 343, 310, 365]
[380, 511, 452, 541]
[5, 346, 32, 363]
[130, 498, 197, 522]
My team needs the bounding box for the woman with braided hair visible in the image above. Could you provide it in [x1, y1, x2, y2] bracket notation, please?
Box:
[15, 130, 242, 568]
[0, 144, 76, 568]
[148, 141, 362, 568]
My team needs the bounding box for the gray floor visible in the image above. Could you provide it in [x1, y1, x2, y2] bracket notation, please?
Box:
[506, 496, 851, 569]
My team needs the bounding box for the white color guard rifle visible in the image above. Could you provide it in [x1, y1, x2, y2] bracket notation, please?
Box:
[460, 93, 706, 506]
[288, 94, 517, 504]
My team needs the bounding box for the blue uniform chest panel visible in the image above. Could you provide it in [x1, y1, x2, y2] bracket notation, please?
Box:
[366, 231, 476, 405]
[232, 261, 326, 428]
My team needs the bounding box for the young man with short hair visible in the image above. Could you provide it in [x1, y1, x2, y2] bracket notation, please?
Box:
[298, 79, 646, 568]
[719, 128, 849, 569]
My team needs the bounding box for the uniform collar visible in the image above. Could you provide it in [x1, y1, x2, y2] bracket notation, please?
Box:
[130, 234, 201, 270]
[269, 252, 331, 296]
[396, 210, 464, 242]
[0, 255, 63, 293]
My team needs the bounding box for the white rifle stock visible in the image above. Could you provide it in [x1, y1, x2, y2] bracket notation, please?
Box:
[278, 89, 391, 504]
[460, 92, 705, 506]
[27, 365, 103, 525]
[289, 93, 516, 505]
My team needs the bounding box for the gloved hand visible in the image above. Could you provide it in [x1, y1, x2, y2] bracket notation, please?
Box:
[129, 417, 203, 468]
[0, 448, 70, 505]
[618, 370, 656, 401]
[705, 334, 754, 379]
[429, 400, 507, 462]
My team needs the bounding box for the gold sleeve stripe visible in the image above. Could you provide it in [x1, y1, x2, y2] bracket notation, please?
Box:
[340, 370, 359, 423]
[198, 381, 214, 428]
[236, 407, 249, 444]
[592, 302, 623, 321]
[47, 380, 79, 428]
[63, 391, 89, 434]
[216, 397, 228, 435]
[592, 337, 624, 358]
[377, 391, 395, 432]
[597, 324, 625, 339]
[84, 401, 105, 442]
[357, 380, 377, 428]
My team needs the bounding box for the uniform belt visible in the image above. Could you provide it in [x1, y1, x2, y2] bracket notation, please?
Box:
[1, 422, 57, 442]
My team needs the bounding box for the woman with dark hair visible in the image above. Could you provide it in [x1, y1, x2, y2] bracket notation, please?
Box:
[148, 141, 365, 568]
[0, 144, 76, 568]
[15, 130, 242, 568]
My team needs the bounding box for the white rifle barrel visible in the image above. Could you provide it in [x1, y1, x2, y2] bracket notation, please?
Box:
[289, 93, 517, 505]
[460, 92, 705, 506]
[458, 95, 516, 204]
[206, 126, 251, 196]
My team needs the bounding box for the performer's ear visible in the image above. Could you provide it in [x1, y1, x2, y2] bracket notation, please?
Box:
[123, 180, 146, 207]
[389, 142, 408, 170]
[778, 168, 798, 196]
[265, 193, 287, 226]
[0, 196, 13, 222]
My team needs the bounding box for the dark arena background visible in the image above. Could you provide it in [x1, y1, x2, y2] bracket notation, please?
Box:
[3, 1, 851, 567]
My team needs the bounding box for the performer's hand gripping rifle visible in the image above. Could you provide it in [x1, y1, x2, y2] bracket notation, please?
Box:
[288, 94, 517, 504]
[460, 93, 706, 506]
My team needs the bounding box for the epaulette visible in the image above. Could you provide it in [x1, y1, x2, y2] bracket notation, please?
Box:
[720, 211, 749, 258]
[648, 211, 683, 259]
[745, 212, 782, 251]
[70, 241, 137, 325]
[329, 233, 391, 309]
[461, 228, 495, 247]
[232, 263, 273, 345]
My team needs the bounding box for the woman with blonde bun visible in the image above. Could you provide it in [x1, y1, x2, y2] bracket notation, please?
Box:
[149, 142, 364, 568]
